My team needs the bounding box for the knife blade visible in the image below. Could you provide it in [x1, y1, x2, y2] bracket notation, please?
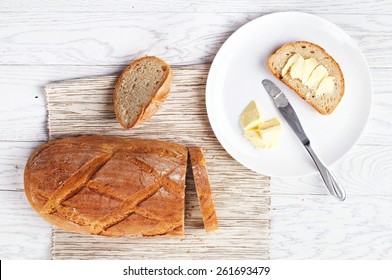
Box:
[262, 79, 346, 201]
[261, 79, 309, 146]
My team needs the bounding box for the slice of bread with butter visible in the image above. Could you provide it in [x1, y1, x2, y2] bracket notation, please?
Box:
[240, 100, 281, 148]
[267, 41, 344, 115]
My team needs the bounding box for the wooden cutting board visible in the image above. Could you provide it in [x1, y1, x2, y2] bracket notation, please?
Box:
[46, 64, 270, 260]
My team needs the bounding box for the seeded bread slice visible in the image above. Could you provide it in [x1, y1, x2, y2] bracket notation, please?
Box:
[113, 56, 172, 129]
[267, 41, 344, 114]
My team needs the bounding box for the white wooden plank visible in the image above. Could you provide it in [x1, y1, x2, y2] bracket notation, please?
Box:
[270, 195, 392, 259]
[0, 65, 123, 141]
[360, 93, 392, 146]
[270, 145, 392, 196]
[1, 0, 391, 14]
[0, 141, 44, 191]
[1, 87, 47, 142]
[0, 13, 391, 66]
[0, 190, 52, 259]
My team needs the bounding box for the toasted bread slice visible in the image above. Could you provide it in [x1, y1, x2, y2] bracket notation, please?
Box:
[267, 41, 344, 114]
[113, 56, 172, 129]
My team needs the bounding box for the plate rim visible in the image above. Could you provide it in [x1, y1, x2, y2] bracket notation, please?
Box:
[205, 11, 373, 178]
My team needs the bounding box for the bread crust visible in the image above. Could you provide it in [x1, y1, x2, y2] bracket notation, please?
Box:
[267, 41, 345, 114]
[113, 56, 172, 129]
[24, 135, 187, 237]
[188, 147, 218, 233]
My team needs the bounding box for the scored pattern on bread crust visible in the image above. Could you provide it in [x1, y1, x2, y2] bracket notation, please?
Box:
[128, 157, 184, 198]
[25, 136, 187, 237]
[37, 185, 179, 230]
[42, 153, 113, 214]
[87, 181, 126, 201]
[87, 181, 182, 233]
[90, 164, 179, 235]
[57, 205, 96, 226]
[34, 156, 182, 236]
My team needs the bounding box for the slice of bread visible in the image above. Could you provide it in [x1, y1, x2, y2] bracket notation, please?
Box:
[188, 147, 219, 233]
[113, 56, 172, 129]
[267, 41, 344, 114]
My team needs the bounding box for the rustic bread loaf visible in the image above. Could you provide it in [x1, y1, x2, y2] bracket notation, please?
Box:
[188, 147, 218, 232]
[24, 135, 187, 237]
[267, 41, 344, 114]
[113, 56, 172, 129]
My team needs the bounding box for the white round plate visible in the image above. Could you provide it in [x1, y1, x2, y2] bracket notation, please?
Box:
[206, 12, 372, 177]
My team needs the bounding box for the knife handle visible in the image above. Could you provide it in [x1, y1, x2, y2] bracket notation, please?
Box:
[304, 144, 346, 201]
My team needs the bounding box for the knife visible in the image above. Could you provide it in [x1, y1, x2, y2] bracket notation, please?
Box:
[262, 79, 346, 201]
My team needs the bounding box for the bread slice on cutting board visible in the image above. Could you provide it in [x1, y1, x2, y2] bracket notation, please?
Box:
[267, 41, 344, 115]
[113, 56, 172, 129]
[188, 147, 218, 233]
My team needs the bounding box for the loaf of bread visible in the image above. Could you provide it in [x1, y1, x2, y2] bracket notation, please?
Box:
[267, 41, 344, 114]
[24, 135, 187, 237]
[113, 56, 172, 129]
[188, 147, 218, 232]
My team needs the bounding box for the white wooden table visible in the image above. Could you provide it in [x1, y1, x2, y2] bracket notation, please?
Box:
[1, 0, 391, 259]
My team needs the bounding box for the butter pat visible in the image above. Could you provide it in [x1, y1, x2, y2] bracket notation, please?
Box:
[259, 126, 281, 148]
[282, 53, 299, 76]
[240, 101, 263, 130]
[301, 58, 318, 83]
[258, 117, 280, 130]
[244, 129, 265, 147]
[305, 64, 328, 90]
[282, 53, 334, 96]
[244, 126, 281, 148]
[315, 76, 335, 97]
[285, 54, 319, 84]
[240, 101, 281, 149]
[289, 54, 305, 80]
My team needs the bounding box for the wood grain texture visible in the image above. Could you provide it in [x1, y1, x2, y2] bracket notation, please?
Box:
[0, 141, 45, 191]
[1, 0, 391, 14]
[270, 195, 392, 259]
[270, 145, 392, 196]
[0, 65, 124, 141]
[0, 190, 52, 259]
[0, 13, 391, 67]
[1, 0, 392, 260]
[47, 65, 270, 259]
